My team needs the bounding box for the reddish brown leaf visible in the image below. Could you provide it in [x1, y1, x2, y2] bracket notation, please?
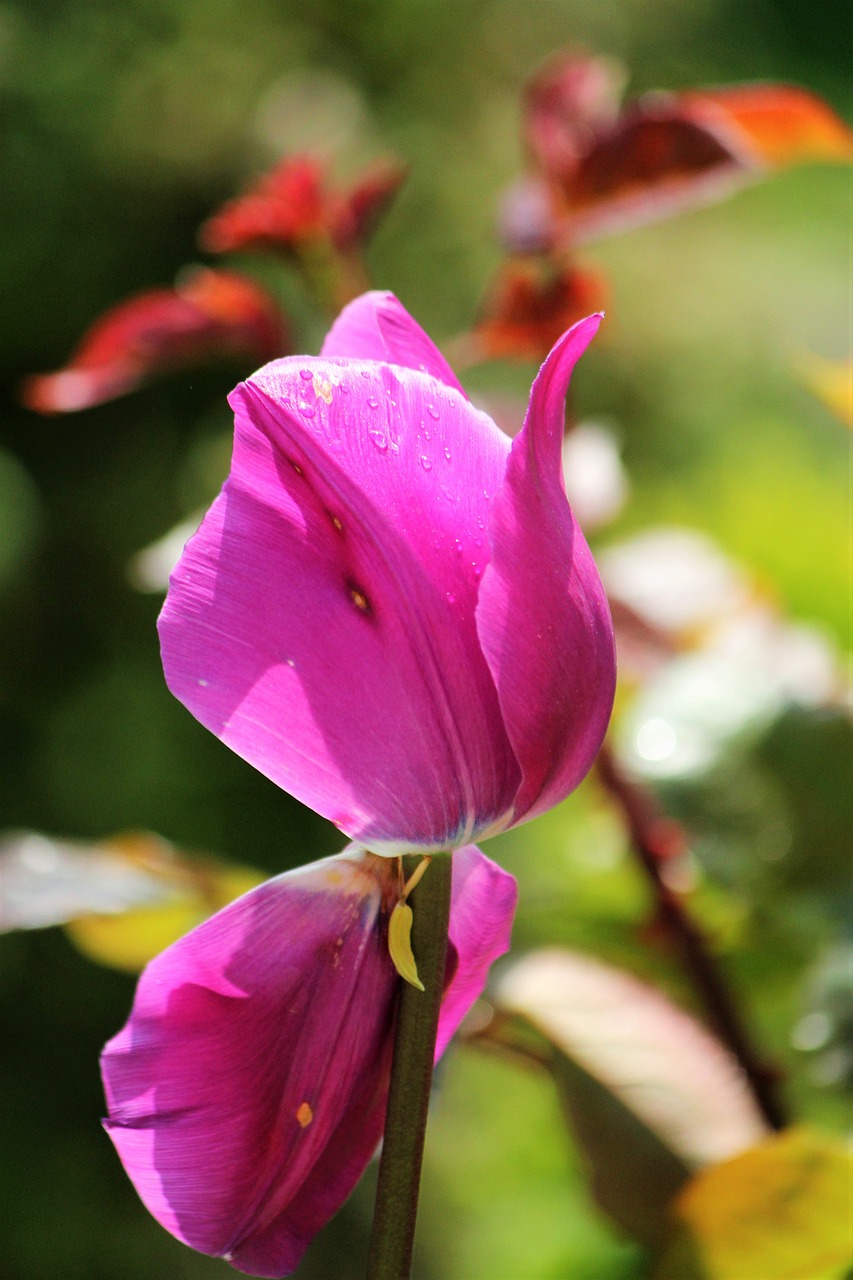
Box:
[566, 103, 752, 240]
[474, 256, 607, 361]
[563, 85, 852, 241]
[21, 268, 287, 414]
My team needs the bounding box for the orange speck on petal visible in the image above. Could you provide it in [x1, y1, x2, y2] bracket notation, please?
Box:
[296, 1101, 313, 1128]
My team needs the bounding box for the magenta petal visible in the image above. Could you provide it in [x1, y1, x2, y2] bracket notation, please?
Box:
[435, 845, 518, 1060]
[101, 850, 396, 1278]
[320, 290, 467, 395]
[159, 350, 520, 851]
[476, 315, 616, 824]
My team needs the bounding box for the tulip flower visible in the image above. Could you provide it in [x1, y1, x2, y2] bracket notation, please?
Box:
[101, 843, 516, 1277]
[102, 291, 615, 1276]
[157, 291, 615, 851]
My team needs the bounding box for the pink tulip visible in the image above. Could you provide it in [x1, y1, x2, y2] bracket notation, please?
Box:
[158, 291, 615, 852]
[101, 291, 615, 1276]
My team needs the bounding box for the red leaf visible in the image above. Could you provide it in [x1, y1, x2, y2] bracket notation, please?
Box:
[473, 257, 608, 361]
[198, 155, 328, 255]
[198, 153, 406, 257]
[21, 268, 287, 414]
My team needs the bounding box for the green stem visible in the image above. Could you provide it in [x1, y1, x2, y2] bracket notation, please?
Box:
[367, 852, 453, 1280]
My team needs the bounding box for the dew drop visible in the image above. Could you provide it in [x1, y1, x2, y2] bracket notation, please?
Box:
[339, 383, 350, 395]
[446, 592, 456, 605]
[367, 396, 380, 409]
[427, 403, 440, 420]
[297, 401, 315, 418]
[443, 445, 452, 461]
[424, 427, 431, 441]
[369, 428, 389, 452]
[360, 369, 371, 379]
[419, 454, 433, 471]
[299, 368, 314, 382]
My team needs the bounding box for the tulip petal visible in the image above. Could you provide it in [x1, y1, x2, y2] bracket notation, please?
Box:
[435, 844, 518, 1059]
[101, 849, 397, 1277]
[159, 342, 519, 851]
[102, 845, 516, 1276]
[320, 290, 466, 395]
[477, 314, 616, 824]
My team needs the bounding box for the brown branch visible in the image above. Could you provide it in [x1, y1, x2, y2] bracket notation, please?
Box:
[595, 742, 787, 1131]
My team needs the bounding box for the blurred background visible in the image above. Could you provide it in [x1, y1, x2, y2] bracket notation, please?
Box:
[0, 0, 850, 1277]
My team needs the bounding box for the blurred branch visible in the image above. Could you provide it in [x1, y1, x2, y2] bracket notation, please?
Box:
[595, 743, 788, 1131]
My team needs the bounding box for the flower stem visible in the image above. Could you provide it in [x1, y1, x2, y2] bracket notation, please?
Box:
[367, 851, 453, 1280]
[595, 743, 787, 1131]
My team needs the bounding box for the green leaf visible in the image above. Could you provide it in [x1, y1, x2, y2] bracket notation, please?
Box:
[654, 1127, 853, 1280]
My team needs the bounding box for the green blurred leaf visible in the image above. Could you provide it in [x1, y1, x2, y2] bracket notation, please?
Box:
[654, 1127, 853, 1280]
[492, 949, 769, 1247]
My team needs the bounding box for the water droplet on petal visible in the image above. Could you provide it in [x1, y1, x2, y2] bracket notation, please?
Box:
[446, 592, 456, 604]
[297, 401, 315, 418]
[419, 455, 432, 471]
[367, 396, 379, 409]
[339, 383, 350, 395]
[443, 445, 452, 461]
[369, 428, 388, 452]
[360, 368, 371, 379]
[299, 368, 314, 381]
[427, 403, 440, 420]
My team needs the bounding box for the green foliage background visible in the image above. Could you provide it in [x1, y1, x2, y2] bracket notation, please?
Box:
[0, 1, 849, 1277]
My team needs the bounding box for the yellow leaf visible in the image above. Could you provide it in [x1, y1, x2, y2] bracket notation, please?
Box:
[655, 1127, 853, 1280]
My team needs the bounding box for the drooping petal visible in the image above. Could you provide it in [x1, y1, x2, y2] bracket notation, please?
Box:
[320, 290, 467, 395]
[21, 270, 286, 414]
[435, 843, 518, 1059]
[159, 328, 519, 851]
[101, 845, 516, 1277]
[102, 849, 397, 1277]
[477, 314, 616, 825]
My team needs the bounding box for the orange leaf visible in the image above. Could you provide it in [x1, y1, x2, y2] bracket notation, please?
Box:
[680, 84, 853, 168]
